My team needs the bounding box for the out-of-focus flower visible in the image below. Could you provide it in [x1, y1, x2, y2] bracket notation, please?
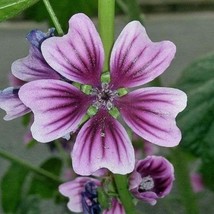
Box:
[18, 13, 186, 175]
[129, 156, 174, 205]
[190, 172, 204, 193]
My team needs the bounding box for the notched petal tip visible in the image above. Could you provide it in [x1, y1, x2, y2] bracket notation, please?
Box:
[19, 80, 92, 143]
[41, 13, 104, 86]
[72, 109, 135, 176]
[115, 87, 187, 147]
[110, 20, 176, 89]
[0, 87, 30, 120]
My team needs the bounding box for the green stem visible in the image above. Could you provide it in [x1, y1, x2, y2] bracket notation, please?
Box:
[0, 148, 62, 183]
[54, 141, 71, 168]
[43, 0, 64, 36]
[171, 148, 199, 214]
[114, 174, 136, 214]
[98, 0, 115, 72]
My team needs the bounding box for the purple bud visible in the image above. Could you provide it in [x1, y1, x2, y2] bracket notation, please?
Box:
[129, 156, 174, 205]
[81, 182, 101, 214]
[26, 28, 55, 50]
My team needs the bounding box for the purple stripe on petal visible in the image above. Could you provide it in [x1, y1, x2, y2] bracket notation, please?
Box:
[19, 80, 93, 142]
[109, 21, 176, 89]
[0, 87, 30, 120]
[41, 13, 104, 87]
[115, 87, 187, 147]
[72, 109, 135, 175]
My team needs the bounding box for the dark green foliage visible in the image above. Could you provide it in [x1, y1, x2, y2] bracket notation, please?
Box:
[175, 53, 214, 162]
[1, 163, 29, 213]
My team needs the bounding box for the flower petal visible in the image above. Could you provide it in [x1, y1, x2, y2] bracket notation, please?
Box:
[115, 87, 187, 147]
[0, 87, 30, 120]
[12, 29, 60, 82]
[109, 21, 176, 89]
[59, 177, 100, 213]
[19, 80, 92, 142]
[103, 199, 125, 214]
[12, 46, 60, 82]
[72, 109, 135, 175]
[41, 13, 104, 86]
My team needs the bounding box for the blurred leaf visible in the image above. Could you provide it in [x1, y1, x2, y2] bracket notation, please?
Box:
[1, 163, 28, 213]
[175, 53, 214, 162]
[0, 0, 40, 22]
[200, 161, 214, 192]
[22, 113, 31, 127]
[16, 195, 40, 214]
[28, 157, 62, 198]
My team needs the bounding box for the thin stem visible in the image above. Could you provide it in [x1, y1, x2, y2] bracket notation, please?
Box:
[0, 148, 62, 183]
[114, 174, 136, 214]
[54, 141, 71, 168]
[43, 0, 64, 36]
[98, 0, 115, 72]
[171, 148, 199, 214]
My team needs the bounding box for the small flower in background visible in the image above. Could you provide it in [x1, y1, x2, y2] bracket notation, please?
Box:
[129, 156, 174, 205]
[15, 13, 187, 176]
[190, 172, 204, 193]
[59, 177, 125, 214]
[59, 177, 100, 213]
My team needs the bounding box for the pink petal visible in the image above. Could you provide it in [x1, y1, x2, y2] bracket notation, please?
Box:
[115, 87, 187, 147]
[72, 109, 135, 175]
[41, 13, 104, 87]
[12, 46, 60, 82]
[0, 87, 30, 120]
[103, 199, 125, 214]
[19, 80, 92, 142]
[109, 21, 176, 89]
[59, 177, 100, 213]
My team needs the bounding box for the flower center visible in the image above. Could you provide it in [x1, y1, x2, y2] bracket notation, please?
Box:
[139, 175, 154, 191]
[91, 83, 118, 110]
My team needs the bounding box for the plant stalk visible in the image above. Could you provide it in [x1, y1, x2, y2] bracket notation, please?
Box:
[98, 0, 115, 72]
[171, 148, 199, 214]
[0, 148, 62, 183]
[43, 0, 64, 35]
[114, 174, 136, 214]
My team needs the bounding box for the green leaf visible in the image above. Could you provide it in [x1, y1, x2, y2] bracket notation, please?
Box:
[28, 157, 62, 198]
[0, 0, 40, 22]
[175, 53, 214, 162]
[16, 195, 41, 214]
[1, 163, 28, 213]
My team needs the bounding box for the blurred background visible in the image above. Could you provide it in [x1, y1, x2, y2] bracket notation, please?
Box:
[1, 0, 214, 213]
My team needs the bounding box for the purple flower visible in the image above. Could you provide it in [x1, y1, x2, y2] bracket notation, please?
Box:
[129, 156, 174, 205]
[59, 177, 125, 214]
[0, 28, 60, 120]
[59, 177, 101, 213]
[17, 13, 186, 175]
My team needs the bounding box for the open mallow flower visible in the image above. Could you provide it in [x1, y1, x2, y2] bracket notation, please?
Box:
[129, 156, 175, 205]
[18, 13, 187, 175]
